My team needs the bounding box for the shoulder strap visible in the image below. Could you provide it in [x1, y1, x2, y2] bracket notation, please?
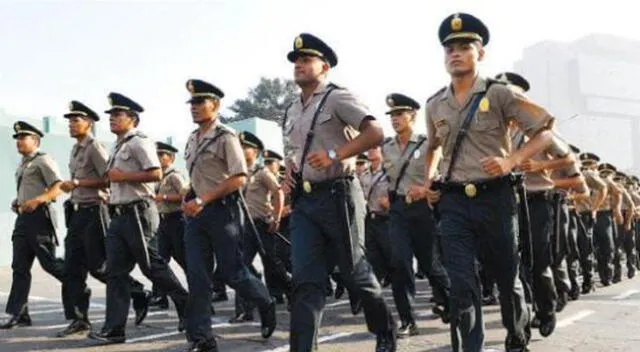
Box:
[281, 102, 294, 129]
[444, 81, 497, 182]
[297, 86, 338, 178]
[188, 129, 229, 177]
[16, 152, 45, 192]
[366, 168, 387, 201]
[105, 132, 143, 173]
[392, 136, 427, 192]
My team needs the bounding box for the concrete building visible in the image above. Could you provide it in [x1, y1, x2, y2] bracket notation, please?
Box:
[514, 34, 640, 173]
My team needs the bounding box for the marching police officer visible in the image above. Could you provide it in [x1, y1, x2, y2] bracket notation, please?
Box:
[57, 101, 150, 337]
[612, 172, 636, 281]
[231, 131, 291, 323]
[382, 93, 450, 336]
[88, 93, 188, 344]
[360, 145, 392, 286]
[421, 13, 557, 351]
[182, 79, 276, 352]
[281, 33, 396, 352]
[148, 141, 189, 309]
[0, 121, 65, 329]
[594, 162, 621, 286]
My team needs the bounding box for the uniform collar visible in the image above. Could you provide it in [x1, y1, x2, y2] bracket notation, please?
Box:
[441, 75, 488, 107]
[163, 165, 175, 174]
[393, 132, 420, 144]
[118, 128, 138, 142]
[22, 149, 40, 161]
[77, 133, 94, 148]
[196, 120, 222, 140]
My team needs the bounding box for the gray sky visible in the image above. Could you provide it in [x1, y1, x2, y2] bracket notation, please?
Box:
[0, 0, 637, 139]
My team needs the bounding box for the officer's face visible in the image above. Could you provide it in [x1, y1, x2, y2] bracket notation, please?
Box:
[190, 97, 219, 124]
[356, 162, 367, 175]
[109, 111, 135, 134]
[294, 56, 328, 86]
[242, 145, 259, 162]
[68, 116, 92, 138]
[444, 40, 484, 77]
[265, 160, 280, 174]
[368, 147, 382, 164]
[157, 152, 174, 168]
[390, 110, 414, 134]
[15, 135, 39, 154]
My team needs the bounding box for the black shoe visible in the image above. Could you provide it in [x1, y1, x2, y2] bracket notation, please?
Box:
[581, 281, 595, 294]
[56, 319, 91, 337]
[228, 312, 254, 324]
[628, 268, 636, 279]
[0, 314, 31, 329]
[569, 286, 580, 301]
[186, 338, 218, 352]
[350, 296, 363, 315]
[149, 295, 169, 310]
[334, 284, 345, 299]
[538, 314, 556, 338]
[432, 304, 449, 324]
[505, 333, 529, 352]
[397, 321, 418, 338]
[556, 292, 568, 313]
[482, 295, 498, 305]
[211, 292, 228, 303]
[259, 300, 276, 339]
[375, 331, 397, 352]
[133, 290, 152, 325]
[87, 329, 125, 344]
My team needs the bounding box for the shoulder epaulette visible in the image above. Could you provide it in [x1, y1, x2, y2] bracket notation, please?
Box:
[134, 131, 148, 139]
[327, 82, 344, 90]
[426, 86, 446, 103]
[417, 133, 427, 140]
[217, 123, 235, 136]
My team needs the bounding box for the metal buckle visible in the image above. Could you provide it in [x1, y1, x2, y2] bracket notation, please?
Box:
[73, 203, 79, 212]
[464, 183, 477, 198]
[115, 207, 121, 216]
[405, 194, 413, 204]
[303, 180, 312, 193]
[371, 213, 376, 219]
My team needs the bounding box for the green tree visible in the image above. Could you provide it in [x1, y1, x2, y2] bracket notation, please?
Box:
[222, 77, 298, 126]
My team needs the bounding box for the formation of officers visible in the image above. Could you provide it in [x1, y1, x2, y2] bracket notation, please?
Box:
[2, 11, 640, 352]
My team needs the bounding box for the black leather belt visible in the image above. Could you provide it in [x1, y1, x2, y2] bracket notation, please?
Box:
[71, 202, 100, 212]
[434, 175, 518, 198]
[526, 190, 554, 201]
[159, 210, 182, 220]
[300, 176, 353, 194]
[108, 200, 149, 217]
[367, 212, 389, 220]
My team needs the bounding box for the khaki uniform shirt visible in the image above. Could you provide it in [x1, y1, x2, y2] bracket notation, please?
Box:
[107, 129, 160, 204]
[69, 134, 109, 204]
[15, 150, 62, 205]
[245, 165, 280, 220]
[426, 76, 554, 183]
[575, 169, 606, 212]
[283, 82, 371, 182]
[185, 121, 247, 197]
[382, 133, 427, 195]
[156, 166, 187, 213]
[359, 166, 388, 214]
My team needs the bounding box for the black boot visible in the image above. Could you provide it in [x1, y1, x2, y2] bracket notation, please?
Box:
[56, 319, 91, 337]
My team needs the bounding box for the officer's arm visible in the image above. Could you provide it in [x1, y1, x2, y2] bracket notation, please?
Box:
[332, 90, 384, 161]
[80, 142, 109, 189]
[622, 189, 634, 227]
[264, 172, 284, 223]
[37, 156, 63, 203]
[554, 174, 587, 193]
[199, 134, 248, 204]
[335, 118, 384, 161]
[499, 86, 554, 168]
[424, 105, 442, 183]
[163, 174, 186, 203]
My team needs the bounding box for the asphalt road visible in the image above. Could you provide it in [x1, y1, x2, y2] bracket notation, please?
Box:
[1, 262, 639, 351]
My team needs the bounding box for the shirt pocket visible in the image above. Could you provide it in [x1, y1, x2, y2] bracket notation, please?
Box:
[473, 112, 500, 132]
[317, 111, 332, 125]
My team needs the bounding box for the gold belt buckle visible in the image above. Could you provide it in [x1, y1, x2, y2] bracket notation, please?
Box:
[464, 183, 477, 198]
[371, 213, 376, 219]
[303, 180, 312, 193]
[405, 194, 413, 204]
[73, 203, 79, 211]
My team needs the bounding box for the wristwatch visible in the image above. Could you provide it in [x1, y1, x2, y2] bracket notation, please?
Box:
[328, 149, 337, 161]
[194, 197, 204, 206]
[72, 179, 80, 187]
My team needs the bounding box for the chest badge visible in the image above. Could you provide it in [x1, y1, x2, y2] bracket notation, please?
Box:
[479, 97, 490, 113]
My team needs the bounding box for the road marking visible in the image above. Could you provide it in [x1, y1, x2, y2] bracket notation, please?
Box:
[261, 332, 354, 352]
[0, 291, 106, 308]
[29, 308, 65, 315]
[325, 300, 349, 308]
[556, 310, 594, 328]
[612, 289, 639, 300]
[125, 316, 261, 344]
[29, 310, 169, 330]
